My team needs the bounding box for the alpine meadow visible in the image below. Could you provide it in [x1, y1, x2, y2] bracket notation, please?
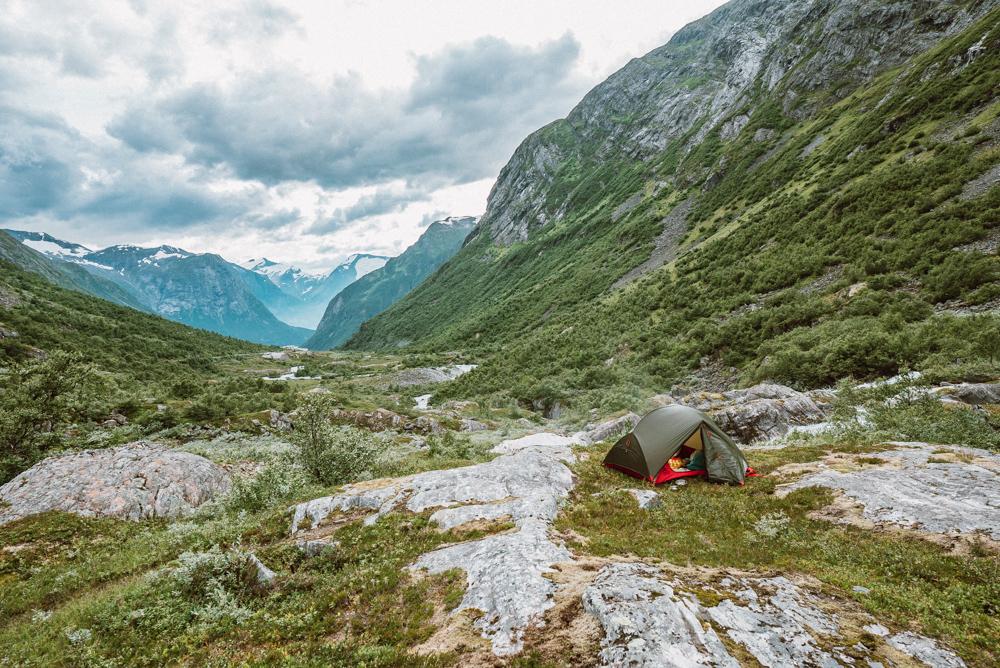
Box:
[1, 1, 998, 666]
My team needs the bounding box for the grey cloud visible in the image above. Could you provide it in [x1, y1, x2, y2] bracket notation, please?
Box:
[109, 34, 586, 190]
[240, 208, 302, 230]
[207, 0, 301, 44]
[0, 106, 85, 218]
[308, 187, 431, 234]
[0, 104, 254, 234]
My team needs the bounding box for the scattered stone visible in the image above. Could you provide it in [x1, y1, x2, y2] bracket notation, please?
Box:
[391, 364, 477, 387]
[584, 412, 641, 443]
[778, 443, 1000, 542]
[801, 133, 826, 157]
[414, 393, 432, 410]
[753, 127, 777, 142]
[0, 443, 230, 525]
[720, 113, 750, 140]
[327, 407, 443, 434]
[626, 489, 662, 509]
[268, 409, 292, 431]
[296, 539, 337, 557]
[261, 351, 289, 361]
[414, 416, 444, 434]
[853, 585, 871, 594]
[459, 418, 488, 432]
[156, 404, 168, 413]
[612, 197, 695, 290]
[959, 163, 1000, 201]
[246, 552, 276, 585]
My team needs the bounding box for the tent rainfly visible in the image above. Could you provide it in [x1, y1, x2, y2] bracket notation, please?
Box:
[602, 405, 752, 485]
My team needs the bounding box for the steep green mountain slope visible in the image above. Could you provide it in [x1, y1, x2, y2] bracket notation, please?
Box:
[0, 259, 257, 384]
[0, 231, 147, 311]
[308, 217, 477, 349]
[347, 0, 1000, 405]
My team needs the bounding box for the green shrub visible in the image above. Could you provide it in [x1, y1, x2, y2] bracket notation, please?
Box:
[225, 458, 308, 514]
[0, 352, 110, 482]
[426, 431, 484, 460]
[291, 395, 386, 486]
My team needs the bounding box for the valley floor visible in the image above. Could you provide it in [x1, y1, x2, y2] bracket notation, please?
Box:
[1, 351, 998, 667]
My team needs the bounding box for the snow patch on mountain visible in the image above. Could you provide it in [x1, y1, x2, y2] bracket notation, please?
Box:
[351, 255, 388, 277]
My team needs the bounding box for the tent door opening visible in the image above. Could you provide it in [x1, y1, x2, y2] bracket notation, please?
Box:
[652, 425, 709, 484]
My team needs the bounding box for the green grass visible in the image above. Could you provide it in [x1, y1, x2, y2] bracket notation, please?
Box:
[0, 260, 259, 389]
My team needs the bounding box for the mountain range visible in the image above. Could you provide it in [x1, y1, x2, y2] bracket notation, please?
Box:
[241, 254, 390, 328]
[2, 220, 470, 347]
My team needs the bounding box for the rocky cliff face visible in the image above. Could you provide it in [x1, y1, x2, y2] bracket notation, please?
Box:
[481, 0, 997, 245]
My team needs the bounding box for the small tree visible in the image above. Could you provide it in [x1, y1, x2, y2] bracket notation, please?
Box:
[0, 351, 107, 481]
[290, 395, 384, 486]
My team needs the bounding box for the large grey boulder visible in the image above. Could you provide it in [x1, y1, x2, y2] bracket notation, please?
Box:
[0, 443, 230, 525]
[584, 413, 641, 443]
[678, 383, 829, 443]
[933, 382, 1000, 405]
[390, 364, 477, 387]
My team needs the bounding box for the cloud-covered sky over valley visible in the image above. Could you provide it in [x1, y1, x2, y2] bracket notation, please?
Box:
[1, 0, 725, 271]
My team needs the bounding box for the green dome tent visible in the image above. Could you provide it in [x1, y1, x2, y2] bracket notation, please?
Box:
[602, 405, 752, 485]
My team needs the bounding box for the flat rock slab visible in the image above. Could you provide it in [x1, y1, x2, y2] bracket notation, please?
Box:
[0, 442, 230, 525]
[584, 563, 966, 667]
[290, 432, 583, 655]
[777, 443, 1000, 541]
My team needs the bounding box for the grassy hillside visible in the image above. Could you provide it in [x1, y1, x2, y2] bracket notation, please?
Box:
[0, 260, 258, 385]
[347, 6, 1000, 408]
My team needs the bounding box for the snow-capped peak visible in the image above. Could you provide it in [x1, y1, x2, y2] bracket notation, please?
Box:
[4, 229, 92, 258]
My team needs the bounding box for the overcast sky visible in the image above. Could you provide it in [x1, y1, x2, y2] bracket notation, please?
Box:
[0, 0, 726, 272]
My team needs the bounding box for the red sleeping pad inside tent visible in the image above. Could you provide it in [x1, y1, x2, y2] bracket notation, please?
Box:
[605, 461, 759, 485]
